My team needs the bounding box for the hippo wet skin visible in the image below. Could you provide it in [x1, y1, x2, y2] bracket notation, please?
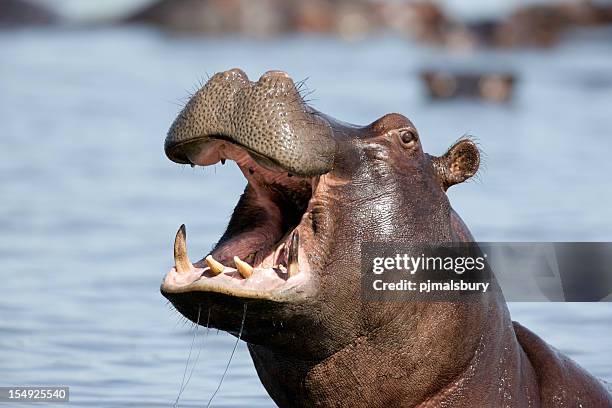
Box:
[160, 69, 612, 407]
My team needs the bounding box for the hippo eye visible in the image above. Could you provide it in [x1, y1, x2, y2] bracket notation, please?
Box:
[398, 128, 418, 146]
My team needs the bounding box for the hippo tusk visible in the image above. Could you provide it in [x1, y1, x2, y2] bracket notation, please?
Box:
[234, 256, 253, 279]
[205, 255, 225, 275]
[174, 224, 194, 274]
[287, 230, 299, 277]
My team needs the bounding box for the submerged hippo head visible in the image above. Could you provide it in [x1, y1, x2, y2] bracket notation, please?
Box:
[161, 69, 483, 406]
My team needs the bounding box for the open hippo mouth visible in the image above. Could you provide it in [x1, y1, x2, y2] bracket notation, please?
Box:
[163, 141, 318, 300]
[161, 69, 337, 305]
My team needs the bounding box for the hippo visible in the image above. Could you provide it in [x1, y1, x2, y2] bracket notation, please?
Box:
[421, 70, 516, 103]
[0, 0, 57, 27]
[485, 2, 612, 48]
[160, 69, 612, 407]
[124, 0, 456, 43]
[123, 0, 378, 37]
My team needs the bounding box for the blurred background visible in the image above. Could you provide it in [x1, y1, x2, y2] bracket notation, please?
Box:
[1, 0, 611, 406]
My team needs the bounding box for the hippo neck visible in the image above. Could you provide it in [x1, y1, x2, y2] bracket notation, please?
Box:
[248, 295, 539, 407]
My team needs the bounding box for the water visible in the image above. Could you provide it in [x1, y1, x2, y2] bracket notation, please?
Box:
[1, 26, 611, 407]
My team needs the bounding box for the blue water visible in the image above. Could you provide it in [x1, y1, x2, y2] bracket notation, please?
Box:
[1, 26, 611, 407]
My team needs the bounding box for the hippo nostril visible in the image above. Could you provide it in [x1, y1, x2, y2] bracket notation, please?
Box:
[259, 70, 293, 83]
[224, 68, 248, 81]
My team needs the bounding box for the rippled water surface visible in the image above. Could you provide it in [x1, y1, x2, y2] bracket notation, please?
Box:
[1, 27, 611, 407]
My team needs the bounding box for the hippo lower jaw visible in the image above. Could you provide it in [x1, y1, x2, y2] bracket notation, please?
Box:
[161, 137, 319, 303]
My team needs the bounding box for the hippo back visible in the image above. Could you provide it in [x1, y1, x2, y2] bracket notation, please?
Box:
[513, 322, 612, 406]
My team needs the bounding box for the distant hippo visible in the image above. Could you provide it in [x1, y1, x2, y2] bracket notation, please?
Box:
[0, 0, 57, 27]
[124, 0, 378, 37]
[421, 70, 516, 103]
[123, 0, 458, 41]
[488, 2, 612, 48]
[160, 69, 612, 407]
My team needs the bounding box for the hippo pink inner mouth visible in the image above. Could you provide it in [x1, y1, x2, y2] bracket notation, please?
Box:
[162, 138, 317, 299]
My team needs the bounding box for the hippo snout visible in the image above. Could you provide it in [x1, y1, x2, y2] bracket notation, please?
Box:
[165, 68, 336, 176]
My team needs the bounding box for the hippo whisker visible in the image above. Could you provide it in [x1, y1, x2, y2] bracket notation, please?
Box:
[166, 300, 193, 329]
[178, 308, 211, 407]
[294, 76, 310, 91]
[298, 88, 317, 103]
[173, 306, 202, 408]
[206, 303, 247, 408]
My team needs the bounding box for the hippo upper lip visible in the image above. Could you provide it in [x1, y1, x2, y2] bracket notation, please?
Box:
[164, 68, 337, 177]
[165, 134, 291, 175]
[164, 135, 211, 165]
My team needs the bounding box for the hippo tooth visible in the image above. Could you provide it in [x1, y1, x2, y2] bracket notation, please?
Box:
[174, 224, 193, 274]
[234, 256, 253, 278]
[205, 255, 224, 275]
[287, 230, 299, 277]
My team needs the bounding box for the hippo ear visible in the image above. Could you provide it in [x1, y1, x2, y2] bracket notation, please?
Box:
[431, 139, 480, 191]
